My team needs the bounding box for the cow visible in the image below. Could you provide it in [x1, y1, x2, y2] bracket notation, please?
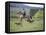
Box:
[15, 11, 24, 25]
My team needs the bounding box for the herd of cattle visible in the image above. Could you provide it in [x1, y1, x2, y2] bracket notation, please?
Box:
[11, 11, 33, 25]
[16, 11, 32, 22]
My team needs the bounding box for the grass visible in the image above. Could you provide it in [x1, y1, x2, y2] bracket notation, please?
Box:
[10, 10, 43, 32]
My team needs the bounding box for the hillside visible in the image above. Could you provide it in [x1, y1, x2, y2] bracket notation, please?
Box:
[10, 10, 43, 32]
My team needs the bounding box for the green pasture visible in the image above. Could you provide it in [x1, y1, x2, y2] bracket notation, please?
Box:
[10, 10, 44, 32]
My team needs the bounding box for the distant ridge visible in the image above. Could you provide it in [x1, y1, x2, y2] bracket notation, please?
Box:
[10, 4, 43, 9]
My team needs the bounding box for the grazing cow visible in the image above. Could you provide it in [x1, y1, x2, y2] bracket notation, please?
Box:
[27, 15, 32, 22]
[17, 11, 24, 21]
[15, 11, 24, 25]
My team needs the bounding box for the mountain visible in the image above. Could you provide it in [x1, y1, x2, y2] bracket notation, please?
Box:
[10, 4, 43, 9]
